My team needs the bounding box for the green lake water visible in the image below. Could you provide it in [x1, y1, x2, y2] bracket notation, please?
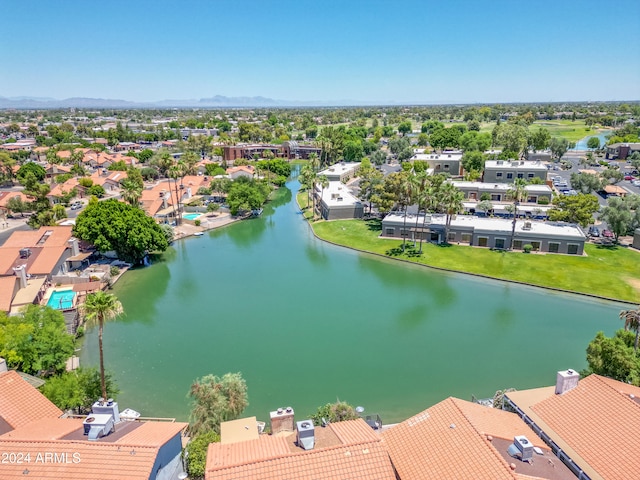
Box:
[79, 177, 623, 423]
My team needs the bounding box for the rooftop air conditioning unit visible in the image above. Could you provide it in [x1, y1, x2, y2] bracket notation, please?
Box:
[92, 399, 120, 423]
[296, 420, 315, 450]
[19, 248, 32, 259]
[513, 435, 533, 461]
[523, 221, 532, 231]
[83, 413, 115, 441]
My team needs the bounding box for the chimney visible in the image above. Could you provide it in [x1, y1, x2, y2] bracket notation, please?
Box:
[296, 420, 315, 450]
[68, 238, 80, 257]
[13, 265, 27, 288]
[0, 357, 7, 373]
[555, 369, 579, 394]
[270, 406, 294, 434]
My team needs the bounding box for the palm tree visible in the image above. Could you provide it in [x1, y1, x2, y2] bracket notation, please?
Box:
[411, 171, 429, 248]
[81, 292, 123, 400]
[507, 178, 528, 250]
[397, 171, 413, 251]
[317, 174, 329, 219]
[121, 178, 143, 207]
[620, 306, 640, 352]
[169, 161, 186, 225]
[308, 152, 320, 172]
[439, 182, 464, 244]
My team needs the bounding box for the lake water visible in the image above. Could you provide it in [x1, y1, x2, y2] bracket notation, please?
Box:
[572, 130, 613, 150]
[79, 177, 623, 423]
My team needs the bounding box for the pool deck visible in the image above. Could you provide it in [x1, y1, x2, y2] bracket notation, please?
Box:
[173, 212, 243, 241]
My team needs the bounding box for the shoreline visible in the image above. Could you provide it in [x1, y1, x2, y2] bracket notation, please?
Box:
[295, 195, 637, 307]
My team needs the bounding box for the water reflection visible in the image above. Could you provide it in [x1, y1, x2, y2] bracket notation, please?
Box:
[396, 303, 431, 330]
[113, 261, 171, 325]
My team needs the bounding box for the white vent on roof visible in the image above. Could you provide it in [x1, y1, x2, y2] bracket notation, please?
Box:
[83, 414, 115, 441]
[296, 420, 315, 450]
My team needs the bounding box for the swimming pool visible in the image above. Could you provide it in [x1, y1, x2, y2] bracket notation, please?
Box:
[183, 213, 202, 221]
[47, 290, 76, 310]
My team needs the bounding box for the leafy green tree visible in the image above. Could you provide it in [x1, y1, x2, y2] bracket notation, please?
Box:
[17, 162, 46, 183]
[184, 431, 220, 479]
[80, 292, 123, 401]
[86, 184, 106, 198]
[227, 177, 270, 215]
[497, 123, 528, 157]
[529, 127, 551, 151]
[41, 367, 120, 413]
[601, 168, 624, 185]
[358, 167, 384, 214]
[548, 193, 600, 227]
[550, 137, 571, 160]
[370, 150, 387, 166]
[461, 151, 485, 173]
[6, 196, 30, 216]
[309, 400, 359, 426]
[0, 305, 74, 376]
[0, 152, 17, 184]
[587, 137, 600, 149]
[585, 330, 640, 385]
[398, 121, 412, 136]
[73, 199, 169, 263]
[459, 131, 491, 152]
[388, 136, 410, 156]
[160, 223, 174, 244]
[570, 172, 602, 194]
[188, 372, 248, 436]
[599, 196, 633, 240]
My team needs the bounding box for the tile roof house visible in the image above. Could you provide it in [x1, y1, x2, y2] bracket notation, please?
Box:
[205, 418, 397, 480]
[506, 372, 640, 480]
[226, 165, 255, 180]
[0, 369, 188, 480]
[381, 397, 574, 480]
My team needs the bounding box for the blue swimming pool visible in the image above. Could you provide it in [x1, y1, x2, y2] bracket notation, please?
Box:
[47, 290, 76, 310]
[183, 213, 202, 221]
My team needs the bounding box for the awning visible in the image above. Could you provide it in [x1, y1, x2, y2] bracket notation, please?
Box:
[66, 252, 93, 262]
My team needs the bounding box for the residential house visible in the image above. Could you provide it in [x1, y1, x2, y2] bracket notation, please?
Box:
[205, 417, 396, 480]
[0, 226, 80, 313]
[226, 165, 255, 180]
[410, 151, 463, 175]
[382, 397, 575, 480]
[483, 160, 548, 184]
[451, 181, 552, 204]
[605, 142, 640, 160]
[0, 191, 31, 216]
[0, 368, 188, 480]
[506, 371, 640, 480]
[381, 213, 586, 254]
[318, 162, 361, 182]
[316, 181, 364, 220]
[44, 162, 72, 182]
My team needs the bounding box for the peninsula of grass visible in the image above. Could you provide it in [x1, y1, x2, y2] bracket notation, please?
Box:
[308, 217, 640, 303]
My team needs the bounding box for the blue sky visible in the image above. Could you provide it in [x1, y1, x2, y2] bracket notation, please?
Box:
[1, 0, 639, 104]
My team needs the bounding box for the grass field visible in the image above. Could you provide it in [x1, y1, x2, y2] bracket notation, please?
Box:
[309, 218, 640, 303]
[478, 119, 599, 143]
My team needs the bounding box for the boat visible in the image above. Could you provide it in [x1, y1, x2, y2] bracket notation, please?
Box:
[193, 232, 204, 236]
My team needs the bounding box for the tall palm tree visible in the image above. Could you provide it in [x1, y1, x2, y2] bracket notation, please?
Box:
[81, 292, 123, 400]
[317, 174, 329, 219]
[411, 171, 428, 248]
[169, 161, 186, 225]
[507, 178, 528, 250]
[308, 152, 320, 172]
[439, 182, 464, 244]
[620, 306, 640, 352]
[396, 171, 413, 251]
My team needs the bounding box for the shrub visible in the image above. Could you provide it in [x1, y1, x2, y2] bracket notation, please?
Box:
[184, 431, 220, 479]
[194, 219, 201, 227]
[537, 197, 549, 205]
[523, 244, 533, 253]
[110, 266, 120, 277]
[309, 401, 359, 426]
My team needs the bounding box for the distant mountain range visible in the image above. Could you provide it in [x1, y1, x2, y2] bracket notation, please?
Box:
[0, 95, 403, 109]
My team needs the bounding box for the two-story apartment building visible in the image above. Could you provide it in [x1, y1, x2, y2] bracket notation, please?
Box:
[483, 160, 548, 184]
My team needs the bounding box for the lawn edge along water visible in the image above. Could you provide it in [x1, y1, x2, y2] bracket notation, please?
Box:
[297, 192, 639, 304]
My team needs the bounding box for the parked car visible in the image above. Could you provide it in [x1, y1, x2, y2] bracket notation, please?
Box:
[588, 226, 600, 237]
[632, 179, 640, 187]
[602, 229, 614, 238]
[624, 175, 636, 181]
[70, 202, 82, 210]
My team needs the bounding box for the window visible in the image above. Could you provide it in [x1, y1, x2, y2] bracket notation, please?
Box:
[527, 173, 534, 178]
[512, 240, 523, 250]
[385, 228, 395, 236]
[517, 173, 524, 178]
[567, 244, 579, 255]
[461, 233, 471, 243]
[506, 172, 513, 179]
[496, 172, 503, 178]
[400, 229, 409, 237]
[495, 238, 505, 249]
[527, 195, 537, 203]
[548, 242, 559, 253]
[447, 232, 456, 242]
[478, 237, 488, 247]
[444, 164, 450, 170]
[491, 194, 501, 201]
[531, 241, 541, 251]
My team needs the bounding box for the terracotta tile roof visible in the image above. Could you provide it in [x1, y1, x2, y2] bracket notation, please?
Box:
[528, 374, 640, 480]
[0, 191, 31, 209]
[206, 419, 396, 480]
[2, 226, 73, 248]
[116, 421, 187, 447]
[0, 276, 17, 312]
[0, 418, 84, 441]
[0, 371, 62, 430]
[206, 441, 395, 480]
[381, 397, 517, 480]
[0, 440, 158, 480]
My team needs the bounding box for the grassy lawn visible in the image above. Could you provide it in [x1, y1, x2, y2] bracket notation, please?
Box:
[311, 219, 640, 303]
[478, 120, 599, 143]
